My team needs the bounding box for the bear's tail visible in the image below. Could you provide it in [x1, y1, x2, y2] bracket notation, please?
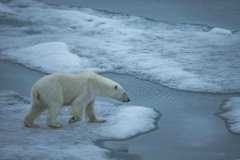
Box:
[32, 89, 41, 102]
[31, 89, 45, 111]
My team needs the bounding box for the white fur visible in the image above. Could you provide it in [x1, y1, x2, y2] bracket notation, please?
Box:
[24, 71, 129, 128]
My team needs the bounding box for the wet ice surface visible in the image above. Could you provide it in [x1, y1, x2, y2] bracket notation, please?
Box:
[0, 2, 14, 14]
[219, 97, 240, 134]
[0, 0, 240, 93]
[0, 91, 158, 160]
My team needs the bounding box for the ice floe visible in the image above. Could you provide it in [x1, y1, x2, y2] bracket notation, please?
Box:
[101, 106, 158, 139]
[0, 91, 158, 160]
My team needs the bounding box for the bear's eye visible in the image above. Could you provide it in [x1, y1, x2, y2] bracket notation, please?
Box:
[114, 85, 118, 90]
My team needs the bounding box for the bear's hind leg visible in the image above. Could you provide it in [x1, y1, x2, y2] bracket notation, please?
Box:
[47, 104, 62, 128]
[24, 102, 45, 128]
[86, 100, 106, 123]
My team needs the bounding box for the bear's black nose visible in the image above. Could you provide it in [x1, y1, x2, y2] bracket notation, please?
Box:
[123, 98, 130, 102]
[122, 92, 130, 102]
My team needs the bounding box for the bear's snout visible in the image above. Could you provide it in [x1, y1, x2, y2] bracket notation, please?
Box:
[121, 92, 130, 102]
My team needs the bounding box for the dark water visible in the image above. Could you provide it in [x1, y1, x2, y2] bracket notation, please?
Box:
[0, 61, 44, 96]
[0, 60, 240, 160]
[37, 0, 240, 30]
[104, 73, 240, 160]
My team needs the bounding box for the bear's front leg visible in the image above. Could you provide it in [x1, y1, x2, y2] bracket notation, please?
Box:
[47, 104, 63, 128]
[86, 100, 106, 123]
[69, 98, 82, 124]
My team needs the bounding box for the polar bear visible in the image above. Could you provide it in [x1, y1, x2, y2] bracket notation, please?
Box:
[24, 71, 130, 128]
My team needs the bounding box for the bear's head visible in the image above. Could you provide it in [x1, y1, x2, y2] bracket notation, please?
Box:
[111, 83, 130, 102]
[91, 73, 130, 102]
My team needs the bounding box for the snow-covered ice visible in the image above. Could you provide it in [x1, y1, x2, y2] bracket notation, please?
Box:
[219, 97, 240, 134]
[0, 91, 158, 160]
[0, 0, 240, 93]
[3, 42, 93, 73]
[101, 106, 158, 139]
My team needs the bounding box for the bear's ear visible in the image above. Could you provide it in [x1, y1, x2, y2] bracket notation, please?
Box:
[114, 85, 118, 90]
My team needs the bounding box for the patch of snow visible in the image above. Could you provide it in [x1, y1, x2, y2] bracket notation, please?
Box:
[209, 27, 232, 35]
[101, 106, 158, 139]
[3, 42, 93, 73]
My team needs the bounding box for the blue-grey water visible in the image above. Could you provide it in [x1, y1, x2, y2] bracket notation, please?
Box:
[38, 0, 240, 30]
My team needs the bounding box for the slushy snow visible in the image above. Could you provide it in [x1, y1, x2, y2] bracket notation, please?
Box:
[3, 42, 92, 73]
[0, 91, 158, 160]
[219, 97, 240, 134]
[0, 0, 240, 93]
